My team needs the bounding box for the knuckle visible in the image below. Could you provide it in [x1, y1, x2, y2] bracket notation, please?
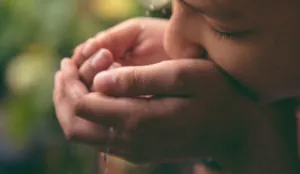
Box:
[169, 63, 186, 91]
[131, 67, 145, 89]
[115, 67, 139, 94]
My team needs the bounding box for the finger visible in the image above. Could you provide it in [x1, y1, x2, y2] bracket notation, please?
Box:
[75, 93, 193, 163]
[90, 62, 122, 92]
[53, 69, 79, 131]
[55, 71, 88, 139]
[53, 70, 64, 111]
[60, 58, 79, 81]
[54, 72, 107, 146]
[92, 59, 216, 97]
[75, 92, 186, 128]
[54, 75, 73, 138]
[79, 49, 113, 87]
[75, 93, 149, 127]
[66, 116, 116, 147]
[55, 59, 131, 150]
[71, 44, 85, 67]
[73, 19, 142, 66]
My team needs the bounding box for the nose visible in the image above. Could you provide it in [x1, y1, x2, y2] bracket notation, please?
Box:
[163, 2, 205, 59]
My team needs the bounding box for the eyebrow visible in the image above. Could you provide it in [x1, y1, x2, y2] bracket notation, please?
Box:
[178, 0, 241, 21]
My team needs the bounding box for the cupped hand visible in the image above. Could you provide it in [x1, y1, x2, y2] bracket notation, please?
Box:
[54, 58, 299, 174]
[71, 17, 171, 88]
[73, 59, 259, 164]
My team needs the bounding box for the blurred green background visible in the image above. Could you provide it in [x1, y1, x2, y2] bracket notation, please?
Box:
[0, 0, 170, 174]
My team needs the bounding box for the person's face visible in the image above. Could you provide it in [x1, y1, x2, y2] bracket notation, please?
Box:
[164, 0, 300, 99]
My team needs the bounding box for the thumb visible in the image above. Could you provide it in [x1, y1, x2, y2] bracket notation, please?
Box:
[92, 59, 216, 97]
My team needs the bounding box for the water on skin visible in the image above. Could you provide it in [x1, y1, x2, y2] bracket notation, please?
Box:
[103, 127, 116, 174]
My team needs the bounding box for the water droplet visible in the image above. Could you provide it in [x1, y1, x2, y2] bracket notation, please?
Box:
[102, 127, 116, 174]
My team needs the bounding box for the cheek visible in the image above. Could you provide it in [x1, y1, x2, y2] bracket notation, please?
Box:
[203, 36, 263, 82]
[204, 38, 258, 68]
[163, 28, 202, 59]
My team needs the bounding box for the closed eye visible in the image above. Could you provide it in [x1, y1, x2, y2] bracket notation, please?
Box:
[211, 27, 254, 40]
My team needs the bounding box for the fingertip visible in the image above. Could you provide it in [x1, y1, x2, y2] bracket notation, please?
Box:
[60, 58, 70, 70]
[60, 57, 80, 80]
[95, 32, 106, 41]
[82, 38, 96, 57]
[93, 71, 115, 93]
[73, 44, 83, 55]
[91, 48, 114, 69]
[61, 57, 78, 71]
[72, 44, 86, 67]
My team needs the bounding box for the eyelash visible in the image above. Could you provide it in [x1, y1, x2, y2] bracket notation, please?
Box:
[211, 28, 251, 40]
[213, 29, 236, 40]
[177, 0, 251, 40]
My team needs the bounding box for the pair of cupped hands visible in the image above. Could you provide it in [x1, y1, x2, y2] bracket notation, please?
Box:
[53, 18, 295, 173]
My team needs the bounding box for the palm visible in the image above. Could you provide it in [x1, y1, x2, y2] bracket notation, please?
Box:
[118, 18, 171, 66]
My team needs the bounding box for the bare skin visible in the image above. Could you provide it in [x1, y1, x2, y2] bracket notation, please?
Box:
[165, 0, 300, 102]
[53, 0, 300, 173]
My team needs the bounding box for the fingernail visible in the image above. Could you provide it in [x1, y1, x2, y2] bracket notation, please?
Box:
[91, 49, 106, 68]
[82, 38, 95, 57]
[94, 71, 115, 92]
